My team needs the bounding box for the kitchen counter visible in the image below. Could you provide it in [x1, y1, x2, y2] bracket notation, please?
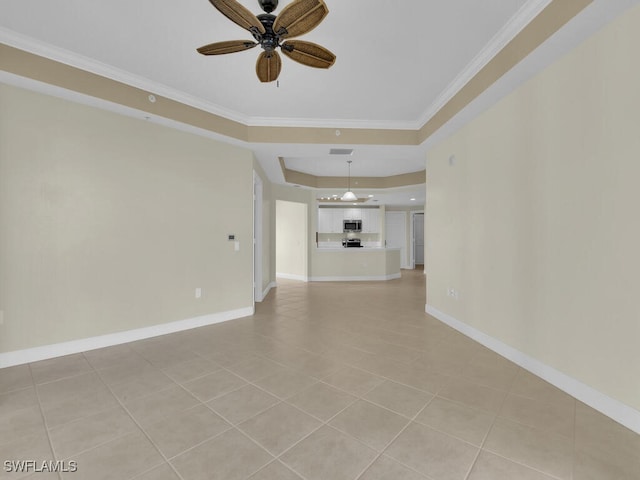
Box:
[310, 247, 401, 281]
[316, 246, 399, 251]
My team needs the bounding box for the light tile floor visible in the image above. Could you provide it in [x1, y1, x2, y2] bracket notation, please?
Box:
[1, 269, 639, 480]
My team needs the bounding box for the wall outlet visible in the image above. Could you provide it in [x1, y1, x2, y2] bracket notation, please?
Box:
[447, 288, 460, 300]
[195, 288, 202, 299]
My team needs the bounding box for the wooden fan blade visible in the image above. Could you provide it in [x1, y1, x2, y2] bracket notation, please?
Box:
[256, 51, 282, 83]
[208, 0, 265, 34]
[197, 40, 257, 55]
[281, 40, 335, 68]
[273, 0, 328, 39]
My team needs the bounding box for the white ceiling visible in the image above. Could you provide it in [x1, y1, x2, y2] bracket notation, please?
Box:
[1, 0, 636, 205]
[0, 0, 530, 126]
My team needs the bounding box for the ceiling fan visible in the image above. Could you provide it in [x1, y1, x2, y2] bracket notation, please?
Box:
[197, 0, 336, 83]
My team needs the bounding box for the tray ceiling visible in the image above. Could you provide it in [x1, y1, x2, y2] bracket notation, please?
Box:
[1, 0, 634, 203]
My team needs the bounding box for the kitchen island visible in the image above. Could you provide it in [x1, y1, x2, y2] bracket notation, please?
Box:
[311, 247, 401, 281]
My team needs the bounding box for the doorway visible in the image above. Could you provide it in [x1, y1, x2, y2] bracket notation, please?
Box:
[413, 212, 425, 268]
[276, 200, 308, 281]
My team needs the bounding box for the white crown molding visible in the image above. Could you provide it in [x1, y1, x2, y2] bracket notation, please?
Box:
[0, 27, 252, 123]
[1, 0, 553, 132]
[246, 116, 420, 130]
[416, 0, 553, 128]
[0, 70, 251, 149]
[0, 27, 418, 130]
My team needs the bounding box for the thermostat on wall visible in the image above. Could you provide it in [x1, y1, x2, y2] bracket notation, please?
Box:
[228, 234, 235, 241]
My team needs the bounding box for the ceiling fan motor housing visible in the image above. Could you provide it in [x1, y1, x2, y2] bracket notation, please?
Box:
[258, 0, 278, 13]
[255, 14, 280, 53]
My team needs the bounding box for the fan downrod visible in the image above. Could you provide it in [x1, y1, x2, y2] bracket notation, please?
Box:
[258, 0, 278, 13]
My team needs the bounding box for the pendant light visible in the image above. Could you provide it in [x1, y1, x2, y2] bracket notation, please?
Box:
[341, 160, 357, 201]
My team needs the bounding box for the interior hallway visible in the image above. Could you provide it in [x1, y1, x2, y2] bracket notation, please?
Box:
[1, 270, 638, 480]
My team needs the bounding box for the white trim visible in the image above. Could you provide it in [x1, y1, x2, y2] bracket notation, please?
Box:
[0, 307, 254, 369]
[425, 305, 640, 435]
[0, 71, 248, 150]
[276, 273, 308, 282]
[246, 116, 418, 130]
[0, 0, 550, 131]
[309, 273, 401, 282]
[253, 171, 264, 303]
[416, 0, 552, 127]
[262, 281, 277, 299]
[0, 28, 251, 125]
[0, 28, 415, 131]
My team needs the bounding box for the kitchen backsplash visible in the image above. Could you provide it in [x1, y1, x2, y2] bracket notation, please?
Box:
[317, 233, 382, 248]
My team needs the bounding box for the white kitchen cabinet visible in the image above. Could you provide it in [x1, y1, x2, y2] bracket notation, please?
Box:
[360, 209, 369, 232]
[369, 208, 380, 233]
[331, 210, 344, 233]
[343, 208, 361, 220]
[358, 208, 379, 233]
[318, 207, 379, 233]
[318, 209, 344, 233]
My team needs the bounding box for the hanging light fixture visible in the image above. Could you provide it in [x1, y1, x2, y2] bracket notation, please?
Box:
[341, 160, 357, 201]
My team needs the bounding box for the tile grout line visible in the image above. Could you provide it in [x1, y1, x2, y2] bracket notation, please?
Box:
[459, 365, 570, 480]
[242, 370, 410, 479]
[460, 380, 507, 480]
[6, 271, 599, 480]
[81, 351, 187, 480]
[26, 363, 63, 480]
[352, 384, 443, 480]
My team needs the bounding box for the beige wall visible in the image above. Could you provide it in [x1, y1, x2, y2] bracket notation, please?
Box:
[426, 5, 640, 411]
[0, 84, 256, 353]
[275, 200, 308, 279]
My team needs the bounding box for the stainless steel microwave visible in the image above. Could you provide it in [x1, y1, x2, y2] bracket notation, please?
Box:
[343, 219, 362, 232]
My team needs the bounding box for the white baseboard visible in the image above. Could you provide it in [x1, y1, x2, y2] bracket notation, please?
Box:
[425, 305, 640, 435]
[276, 273, 308, 282]
[262, 281, 277, 300]
[0, 306, 254, 369]
[309, 273, 402, 282]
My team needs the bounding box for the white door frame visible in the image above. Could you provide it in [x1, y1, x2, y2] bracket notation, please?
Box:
[253, 171, 263, 302]
[409, 210, 425, 269]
